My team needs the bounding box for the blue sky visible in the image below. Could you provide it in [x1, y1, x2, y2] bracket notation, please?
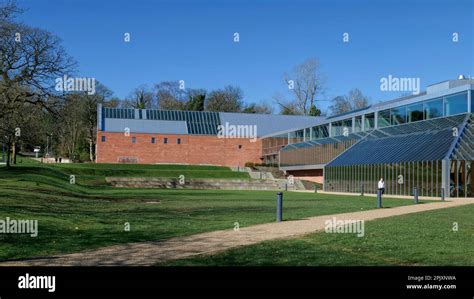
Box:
[18, 0, 473, 112]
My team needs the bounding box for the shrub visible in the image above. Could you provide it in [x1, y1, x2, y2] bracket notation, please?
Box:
[244, 162, 255, 169]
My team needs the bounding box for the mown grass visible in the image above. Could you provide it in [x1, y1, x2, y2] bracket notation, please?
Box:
[0, 160, 430, 261]
[161, 204, 474, 266]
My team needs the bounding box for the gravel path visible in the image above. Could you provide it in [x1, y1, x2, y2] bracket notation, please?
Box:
[2, 199, 473, 266]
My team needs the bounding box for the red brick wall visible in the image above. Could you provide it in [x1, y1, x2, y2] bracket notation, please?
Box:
[96, 131, 263, 167]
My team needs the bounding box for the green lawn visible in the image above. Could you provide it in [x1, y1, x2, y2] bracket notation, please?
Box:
[161, 204, 474, 266]
[0, 161, 430, 261]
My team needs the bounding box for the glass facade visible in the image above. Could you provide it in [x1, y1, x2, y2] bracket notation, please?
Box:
[445, 93, 468, 116]
[407, 103, 424, 122]
[267, 91, 469, 145]
[325, 161, 444, 197]
[276, 88, 472, 198]
[391, 106, 407, 125]
[424, 98, 443, 119]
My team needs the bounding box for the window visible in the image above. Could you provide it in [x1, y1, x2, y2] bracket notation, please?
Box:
[354, 116, 362, 132]
[364, 113, 375, 130]
[471, 91, 474, 113]
[151, 137, 156, 144]
[406, 103, 423, 122]
[424, 98, 443, 119]
[101, 136, 106, 142]
[289, 130, 304, 144]
[391, 106, 407, 125]
[177, 138, 181, 144]
[331, 121, 343, 136]
[311, 125, 329, 139]
[377, 109, 391, 128]
[164, 138, 168, 144]
[342, 118, 352, 135]
[238, 145, 242, 149]
[305, 128, 311, 140]
[444, 92, 468, 116]
[132, 137, 136, 144]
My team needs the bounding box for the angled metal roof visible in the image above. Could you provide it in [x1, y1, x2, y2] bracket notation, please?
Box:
[326, 114, 471, 167]
[449, 114, 474, 161]
[99, 105, 325, 136]
[218, 112, 324, 137]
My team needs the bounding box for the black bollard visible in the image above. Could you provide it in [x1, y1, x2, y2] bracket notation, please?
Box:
[441, 187, 445, 201]
[285, 183, 287, 191]
[276, 192, 283, 222]
[361, 183, 364, 196]
[414, 187, 418, 204]
[377, 189, 382, 208]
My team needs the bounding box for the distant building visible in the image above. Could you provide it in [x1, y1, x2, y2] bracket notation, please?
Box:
[96, 78, 473, 198]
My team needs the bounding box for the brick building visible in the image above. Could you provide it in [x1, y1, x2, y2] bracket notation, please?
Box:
[96, 105, 322, 167]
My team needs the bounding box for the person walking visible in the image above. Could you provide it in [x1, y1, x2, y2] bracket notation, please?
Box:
[378, 178, 385, 194]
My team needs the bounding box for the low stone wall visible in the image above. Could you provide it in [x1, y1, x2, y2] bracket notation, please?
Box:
[106, 177, 304, 191]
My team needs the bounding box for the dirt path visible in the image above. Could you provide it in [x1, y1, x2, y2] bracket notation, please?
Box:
[2, 199, 473, 266]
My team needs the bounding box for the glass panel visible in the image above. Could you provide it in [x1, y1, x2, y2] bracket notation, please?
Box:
[289, 130, 304, 144]
[354, 116, 362, 132]
[444, 92, 468, 116]
[331, 121, 343, 136]
[320, 125, 329, 138]
[305, 128, 311, 141]
[424, 98, 443, 119]
[378, 109, 391, 128]
[342, 118, 352, 135]
[407, 103, 424, 122]
[391, 106, 407, 125]
[364, 113, 375, 130]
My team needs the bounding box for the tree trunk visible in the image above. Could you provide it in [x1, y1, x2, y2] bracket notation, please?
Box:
[6, 143, 11, 168]
[12, 141, 16, 165]
[89, 138, 93, 162]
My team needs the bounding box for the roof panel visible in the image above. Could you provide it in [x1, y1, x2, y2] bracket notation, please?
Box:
[326, 115, 469, 167]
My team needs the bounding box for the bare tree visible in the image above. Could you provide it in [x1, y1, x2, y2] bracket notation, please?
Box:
[328, 88, 370, 115]
[242, 102, 273, 114]
[125, 85, 154, 109]
[82, 82, 112, 161]
[57, 94, 84, 162]
[155, 81, 187, 110]
[206, 85, 243, 112]
[275, 58, 325, 115]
